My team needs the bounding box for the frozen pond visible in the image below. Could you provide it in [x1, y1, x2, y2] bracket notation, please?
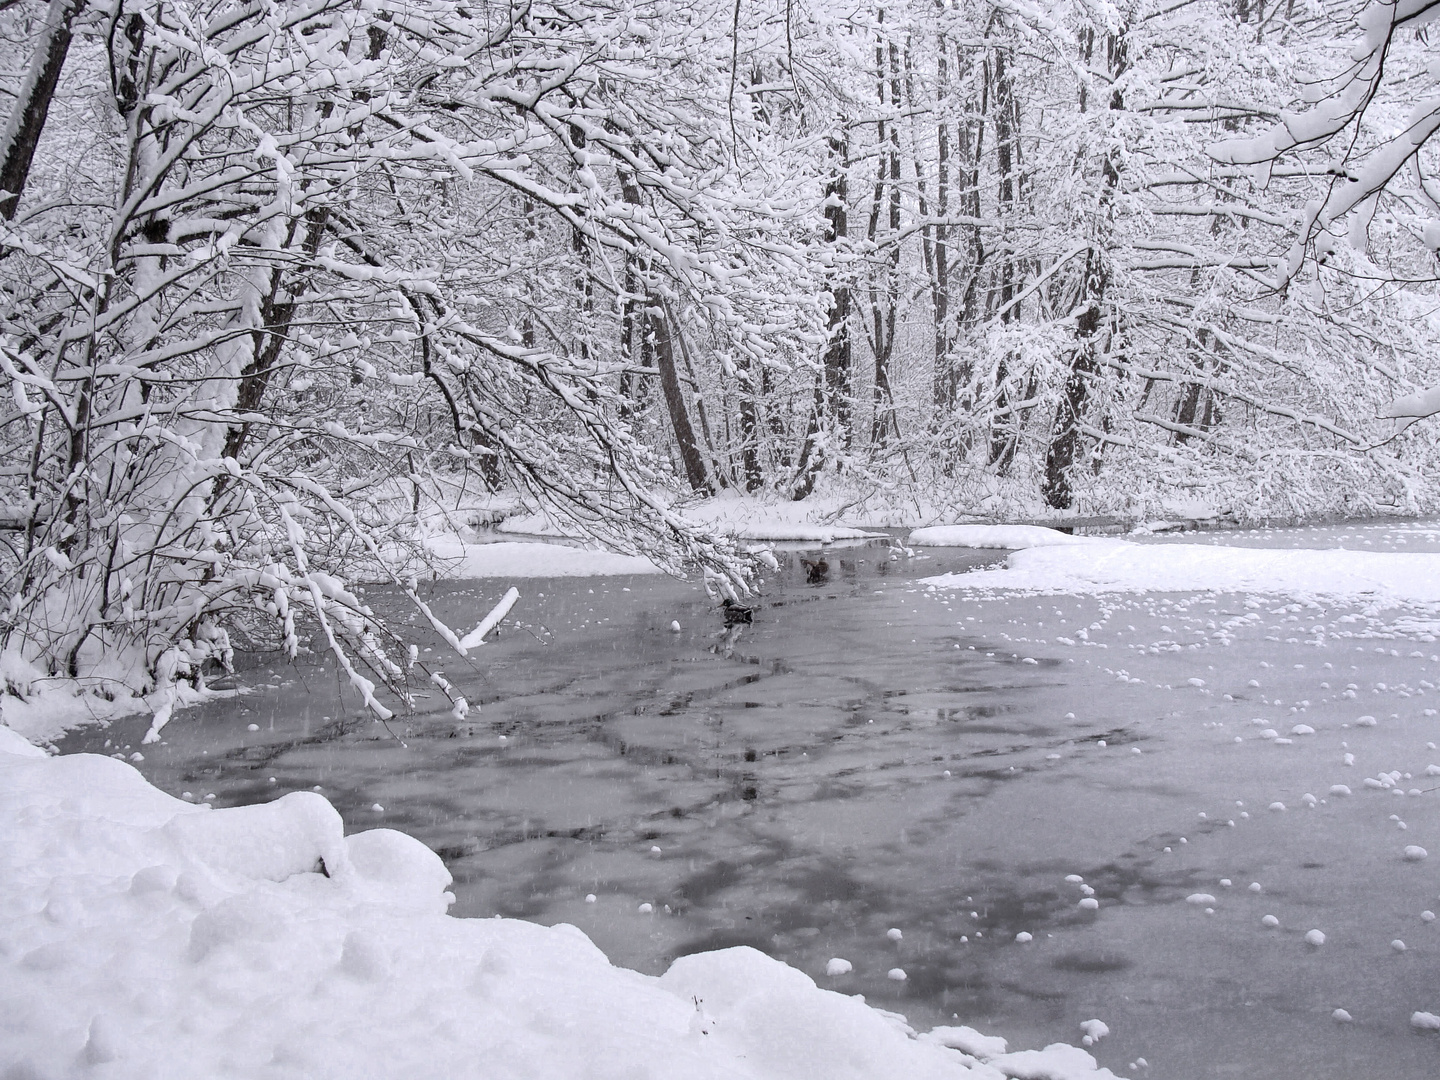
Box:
[63, 524, 1440, 1080]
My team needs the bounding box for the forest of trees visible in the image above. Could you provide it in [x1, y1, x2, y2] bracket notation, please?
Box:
[1, 0, 1438, 705]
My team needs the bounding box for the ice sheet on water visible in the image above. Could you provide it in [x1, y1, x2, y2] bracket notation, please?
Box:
[922, 543, 1440, 629]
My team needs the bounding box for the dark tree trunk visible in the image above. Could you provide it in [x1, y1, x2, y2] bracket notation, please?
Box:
[762, 365, 789, 468]
[1173, 381, 1203, 437]
[222, 208, 330, 462]
[618, 169, 647, 423]
[648, 303, 711, 494]
[1042, 261, 1104, 508]
[822, 134, 852, 442]
[738, 358, 762, 491]
[988, 47, 1021, 472]
[0, 0, 87, 220]
[868, 23, 902, 449]
[945, 40, 988, 464]
[791, 380, 824, 501]
[796, 131, 851, 498]
[521, 196, 537, 350]
[1041, 26, 1128, 509]
[918, 22, 952, 417]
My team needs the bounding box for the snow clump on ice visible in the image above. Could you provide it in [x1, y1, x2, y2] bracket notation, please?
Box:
[920, 1027, 1008, 1058]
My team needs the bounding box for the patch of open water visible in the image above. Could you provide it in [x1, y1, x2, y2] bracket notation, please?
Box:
[63, 535, 1440, 1079]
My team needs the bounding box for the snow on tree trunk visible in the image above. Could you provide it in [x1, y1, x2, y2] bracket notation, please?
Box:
[0, 0, 85, 221]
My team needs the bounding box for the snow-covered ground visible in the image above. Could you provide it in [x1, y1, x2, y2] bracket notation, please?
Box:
[425, 537, 663, 577]
[494, 494, 886, 544]
[910, 525, 1109, 549]
[425, 493, 895, 575]
[0, 724, 1128, 1080]
[682, 494, 883, 542]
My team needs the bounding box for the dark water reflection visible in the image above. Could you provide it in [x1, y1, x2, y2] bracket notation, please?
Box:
[63, 539, 1440, 1080]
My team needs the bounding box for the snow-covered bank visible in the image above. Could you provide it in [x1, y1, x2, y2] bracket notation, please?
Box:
[0, 651, 173, 749]
[922, 541, 1440, 610]
[425, 537, 662, 577]
[661, 497, 883, 543]
[909, 525, 1109, 549]
[0, 540, 660, 745]
[492, 497, 883, 545]
[0, 727, 1126, 1080]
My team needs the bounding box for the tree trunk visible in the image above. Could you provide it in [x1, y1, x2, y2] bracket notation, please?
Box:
[222, 208, 330, 462]
[1042, 255, 1104, 508]
[919, 20, 952, 417]
[944, 38, 988, 464]
[796, 130, 851, 497]
[618, 169, 648, 423]
[988, 46, 1021, 472]
[648, 302, 711, 493]
[1041, 25, 1128, 509]
[867, 22, 902, 449]
[664, 297, 726, 489]
[791, 379, 824, 501]
[824, 137, 853, 443]
[738, 357, 762, 491]
[0, 0, 87, 220]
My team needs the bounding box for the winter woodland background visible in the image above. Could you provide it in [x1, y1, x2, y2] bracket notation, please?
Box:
[2, 0, 1439, 705]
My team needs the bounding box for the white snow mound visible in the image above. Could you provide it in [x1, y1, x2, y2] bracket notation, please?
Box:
[0, 732, 1122, 1080]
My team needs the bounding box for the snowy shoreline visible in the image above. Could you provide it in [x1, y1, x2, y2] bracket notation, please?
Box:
[0, 725, 1125, 1080]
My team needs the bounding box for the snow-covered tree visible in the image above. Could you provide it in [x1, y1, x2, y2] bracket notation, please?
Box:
[0, 0, 824, 713]
[1209, 0, 1440, 433]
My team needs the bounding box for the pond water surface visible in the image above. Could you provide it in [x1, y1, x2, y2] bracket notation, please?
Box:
[64, 524, 1440, 1080]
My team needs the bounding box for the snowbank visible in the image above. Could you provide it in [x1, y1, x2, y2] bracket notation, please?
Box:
[909, 525, 1108, 550]
[494, 498, 881, 544]
[425, 538, 662, 577]
[0, 726, 1126, 1080]
[682, 493, 885, 542]
[0, 650, 154, 747]
[922, 541, 1440, 608]
[722, 522, 882, 542]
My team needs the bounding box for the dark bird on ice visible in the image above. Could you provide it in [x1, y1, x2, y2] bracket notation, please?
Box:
[800, 557, 829, 584]
[721, 598, 754, 625]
